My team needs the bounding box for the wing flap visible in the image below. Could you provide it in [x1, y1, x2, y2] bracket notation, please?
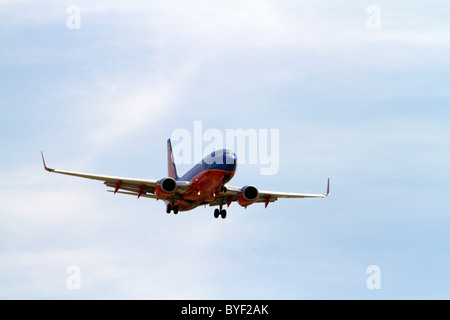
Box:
[107, 190, 158, 199]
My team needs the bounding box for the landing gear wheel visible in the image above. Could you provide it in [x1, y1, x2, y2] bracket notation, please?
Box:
[166, 204, 172, 214]
[214, 208, 220, 218]
[220, 209, 227, 219]
[173, 205, 179, 214]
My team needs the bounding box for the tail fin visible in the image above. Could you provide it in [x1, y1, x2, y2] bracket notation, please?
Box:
[167, 139, 179, 180]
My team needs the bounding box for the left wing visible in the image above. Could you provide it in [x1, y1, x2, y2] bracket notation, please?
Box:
[41, 151, 190, 199]
[209, 178, 330, 208]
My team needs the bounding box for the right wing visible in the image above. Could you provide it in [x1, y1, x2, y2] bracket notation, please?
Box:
[41, 151, 190, 199]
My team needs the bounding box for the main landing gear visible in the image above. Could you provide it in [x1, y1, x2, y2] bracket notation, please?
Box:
[166, 203, 179, 214]
[214, 207, 227, 219]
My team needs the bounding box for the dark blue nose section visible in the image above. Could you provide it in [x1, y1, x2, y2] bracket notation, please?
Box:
[224, 152, 237, 164]
[203, 149, 237, 172]
[223, 152, 237, 171]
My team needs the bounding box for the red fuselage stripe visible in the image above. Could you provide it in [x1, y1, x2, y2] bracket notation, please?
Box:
[166, 169, 235, 212]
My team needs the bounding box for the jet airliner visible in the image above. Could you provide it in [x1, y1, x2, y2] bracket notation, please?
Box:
[41, 139, 329, 219]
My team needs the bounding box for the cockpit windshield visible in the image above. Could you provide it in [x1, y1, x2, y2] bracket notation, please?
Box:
[211, 150, 236, 157]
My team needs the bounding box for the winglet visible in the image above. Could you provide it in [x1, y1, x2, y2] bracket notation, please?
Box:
[41, 151, 54, 172]
[326, 178, 330, 197]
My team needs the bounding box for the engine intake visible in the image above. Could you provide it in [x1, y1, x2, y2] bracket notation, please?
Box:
[237, 185, 259, 207]
[155, 177, 177, 199]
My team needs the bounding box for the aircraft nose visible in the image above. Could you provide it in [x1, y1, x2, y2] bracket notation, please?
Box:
[225, 153, 237, 165]
[224, 153, 237, 171]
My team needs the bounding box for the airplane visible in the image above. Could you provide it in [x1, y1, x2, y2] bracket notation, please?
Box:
[41, 139, 329, 219]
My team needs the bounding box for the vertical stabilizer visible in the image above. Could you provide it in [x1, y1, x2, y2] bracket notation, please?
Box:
[167, 139, 179, 180]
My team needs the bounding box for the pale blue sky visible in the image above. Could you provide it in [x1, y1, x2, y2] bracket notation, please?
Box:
[1, 0, 449, 299]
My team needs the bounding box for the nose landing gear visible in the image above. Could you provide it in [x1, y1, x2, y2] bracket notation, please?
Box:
[214, 207, 227, 219]
[166, 203, 179, 214]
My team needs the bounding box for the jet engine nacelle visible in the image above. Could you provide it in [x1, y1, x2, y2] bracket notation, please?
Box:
[155, 177, 177, 199]
[237, 185, 259, 207]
